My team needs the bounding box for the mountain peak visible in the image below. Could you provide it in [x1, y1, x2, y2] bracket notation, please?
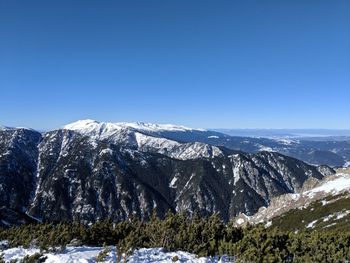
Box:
[63, 119, 100, 130]
[64, 119, 205, 133]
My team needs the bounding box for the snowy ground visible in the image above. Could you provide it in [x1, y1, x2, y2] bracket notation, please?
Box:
[306, 173, 350, 197]
[0, 245, 226, 263]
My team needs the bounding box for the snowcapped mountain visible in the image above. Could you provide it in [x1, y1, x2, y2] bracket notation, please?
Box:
[63, 120, 224, 160]
[0, 121, 336, 225]
[62, 119, 350, 167]
[64, 119, 201, 133]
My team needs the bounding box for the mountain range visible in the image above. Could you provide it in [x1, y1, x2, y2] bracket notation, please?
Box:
[0, 120, 346, 225]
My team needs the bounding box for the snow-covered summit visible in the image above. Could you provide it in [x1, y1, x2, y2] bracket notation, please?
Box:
[63, 120, 220, 160]
[64, 119, 204, 134]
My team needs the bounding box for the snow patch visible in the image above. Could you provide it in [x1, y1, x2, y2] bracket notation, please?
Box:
[306, 220, 318, 229]
[258, 145, 274, 152]
[265, 221, 272, 228]
[307, 174, 350, 196]
[236, 218, 245, 225]
[169, 176, 178, 188]
[100, 148, 113, 156]
[129, 247, 215, 263]
[336, 210, 350, 220]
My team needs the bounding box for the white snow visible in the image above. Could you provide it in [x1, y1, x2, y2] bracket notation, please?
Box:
[319, 211, 350, 223]
[306, 220, 318, 229]
[169, 176, 178, 188]
[128, 248, 216, 263]
[100, 148, 113, 156]
[0, 125, 32, 131]
[265, 221, 272, 228]
[121, 122, 205, 132]
[273, 138, 296, 145]
[207, 136, 219, 139]
[321, 200, 328, 206]
[1, 246, 115, 263]
[45, 246, 116, 263]
[322, 214, 333, 222]
[0, 246, 222, 263]
[323, 223, 337, 228]
[258, 145, 274, 152]
[63, 120, 220, 161]
[307, 174, 350, 196]
[134, 132, 180, 151]
[64, 119, 204, 134]
[236, 218, 245, 225]
[1, 247, 41, 262]
[135, 133, 223, 160]
[336, 210, 350, 220]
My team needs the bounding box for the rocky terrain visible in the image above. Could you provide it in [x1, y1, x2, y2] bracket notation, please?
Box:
[0, 120, 336, 225]
[234, 168, 350, 231]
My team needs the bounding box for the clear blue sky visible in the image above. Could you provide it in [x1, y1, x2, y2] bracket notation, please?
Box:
[1, 0, 349, 130]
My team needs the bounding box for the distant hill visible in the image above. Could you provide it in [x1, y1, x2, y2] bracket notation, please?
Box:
[214, 128, 350, 139]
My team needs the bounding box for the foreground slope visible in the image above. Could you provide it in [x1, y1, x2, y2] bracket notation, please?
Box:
[235, 169, 350, 231]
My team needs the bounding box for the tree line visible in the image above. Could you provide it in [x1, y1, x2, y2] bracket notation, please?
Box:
[0, 211, 349, 262]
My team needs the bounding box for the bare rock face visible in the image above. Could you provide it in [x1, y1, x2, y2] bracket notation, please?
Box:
[317, 165, 336, 177]
[0, 128, 41, 211]
[0, 125, 335, 225]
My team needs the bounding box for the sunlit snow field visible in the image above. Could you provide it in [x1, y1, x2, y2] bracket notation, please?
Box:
[0, 246, 226, 263]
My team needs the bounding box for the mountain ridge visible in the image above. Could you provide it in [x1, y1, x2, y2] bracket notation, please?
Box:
[61, 119, 350, 167]
[0, 123, 335, 225]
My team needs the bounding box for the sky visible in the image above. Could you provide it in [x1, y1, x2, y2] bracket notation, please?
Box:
[0, 0, 349, 130]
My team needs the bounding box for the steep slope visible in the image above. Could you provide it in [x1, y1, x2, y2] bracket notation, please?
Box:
[0, 128, 42, 227]
[0, 128, 41, 211]
[0, 122, 336, 225]
[271, 192, 350, 232]
[234, 169, 350, 230]
[27, 129, 332, 223]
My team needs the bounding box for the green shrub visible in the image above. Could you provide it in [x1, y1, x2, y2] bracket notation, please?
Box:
[0, 212, 349, 262]
[20, 253, 47, 263]
[96, 247, 111, 262]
